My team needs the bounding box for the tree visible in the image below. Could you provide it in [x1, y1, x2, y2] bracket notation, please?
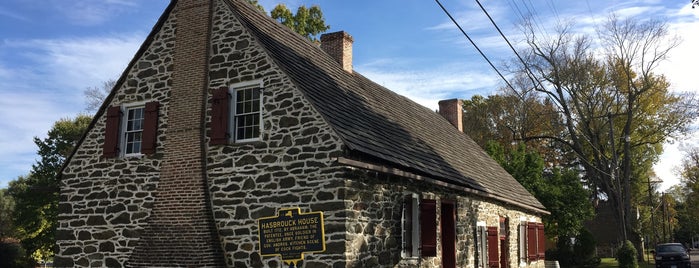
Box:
[486, 143, 594, 239]
[246, 0, 265, 12]
[7, 115, 91, 262]
[0, 189, 15, 238]
[83, 79, 115, 113]
[511, 15, 697, 259]
[674, 147, 699, 245]
[462, 92, 570, 168]
[271, 4, 330, 42]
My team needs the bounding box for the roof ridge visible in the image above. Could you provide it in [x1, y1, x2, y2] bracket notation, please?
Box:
[222, 0, 544, 211]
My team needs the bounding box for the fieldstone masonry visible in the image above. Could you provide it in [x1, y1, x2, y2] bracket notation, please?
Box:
[206, 1, 347, 266]
[56, 0, 546, 267]
[127, 0, 226, 266]
[55, 5, 176, 267]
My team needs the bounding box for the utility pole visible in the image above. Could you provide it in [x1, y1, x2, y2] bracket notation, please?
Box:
[661, 193, 668, 243]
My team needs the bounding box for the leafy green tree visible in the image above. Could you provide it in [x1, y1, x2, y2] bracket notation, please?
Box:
[0, 189, 15, 238]
[245, 0, 265, 12]
[486, 143, 594, 238]
[271, 4, 330, 41]
[510, 15, 697, 259]
[674, 147, 699, 245]
[7, 115, 91, 262]
[462, 92, 572, 170]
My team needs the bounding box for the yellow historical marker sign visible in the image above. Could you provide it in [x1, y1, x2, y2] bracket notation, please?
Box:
[258, 207, 326, 267]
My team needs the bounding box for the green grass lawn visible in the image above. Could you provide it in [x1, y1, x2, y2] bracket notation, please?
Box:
[599, 258, 655, 268]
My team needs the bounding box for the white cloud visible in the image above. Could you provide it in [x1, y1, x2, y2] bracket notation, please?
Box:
[4, 34, 143, 93]
[356, 60, 500, 110]
[0, 6, 29, 21]
[0, 34, 144, 188]
[50, 0, 139, 26]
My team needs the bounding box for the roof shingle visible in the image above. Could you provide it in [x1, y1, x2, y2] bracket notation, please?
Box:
[225, 0, 545, 211]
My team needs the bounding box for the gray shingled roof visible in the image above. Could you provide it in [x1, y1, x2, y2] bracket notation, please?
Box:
[224, 0, 545, 212]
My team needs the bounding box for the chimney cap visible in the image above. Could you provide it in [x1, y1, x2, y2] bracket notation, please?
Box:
[320, 31, 353, 42]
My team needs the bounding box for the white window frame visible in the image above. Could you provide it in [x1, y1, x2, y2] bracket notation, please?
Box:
[120, 101, 147, 157]
[519, 220, 527, 266]
[229, 80, 263, 143]
[476, 222, 488, 268]
[401, 193, 420, 258]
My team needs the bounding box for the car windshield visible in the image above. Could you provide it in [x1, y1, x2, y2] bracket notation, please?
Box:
[656, 245, 686, 253]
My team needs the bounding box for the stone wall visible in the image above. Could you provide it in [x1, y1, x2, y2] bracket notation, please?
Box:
[55, 8, 176, 268]
[127, 0, 226, 266]
[343, 167, 545, 268]
[56, 0, 546, 267]
[206, 1, 347, 267]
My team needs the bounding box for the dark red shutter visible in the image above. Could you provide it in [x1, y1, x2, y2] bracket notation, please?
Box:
[141, 101, 159, 154]
[527, 222, 537, 261]
[103, 106, 121, 158]
[487, 227, 499, 268]
[210, 87, 230, 145]
[420, 199, 437, 257]
[537, 223, 545, 260]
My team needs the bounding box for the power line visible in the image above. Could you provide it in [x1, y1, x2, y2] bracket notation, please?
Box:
[473, 0, 545, 95]
[433, 0, 517, 93]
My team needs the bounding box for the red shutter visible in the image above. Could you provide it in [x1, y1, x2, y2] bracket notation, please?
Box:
[537, 223, 545, 260]
[103, 106, 121, 158]
[141, 101, 159, 154]
[420, 199, 437, 257]
[527, 222, 537, 261]
[210, 87, 230, 145]
[487, 227, 499, 268]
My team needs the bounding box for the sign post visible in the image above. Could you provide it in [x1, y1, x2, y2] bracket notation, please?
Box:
[258, 207, 326, 267]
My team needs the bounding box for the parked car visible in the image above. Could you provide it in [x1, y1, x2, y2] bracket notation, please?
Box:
[653, 243, 691, 268]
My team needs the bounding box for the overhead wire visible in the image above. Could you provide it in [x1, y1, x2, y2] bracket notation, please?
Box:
[473, 0, 546, 96]
[433, 0, 618, 178]
[433, 0, 518, 94]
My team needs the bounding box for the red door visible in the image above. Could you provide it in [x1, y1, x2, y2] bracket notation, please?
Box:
[441, 202, 456, 268]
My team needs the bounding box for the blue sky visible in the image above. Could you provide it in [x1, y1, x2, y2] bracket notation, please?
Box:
[0, 0, 697, 190]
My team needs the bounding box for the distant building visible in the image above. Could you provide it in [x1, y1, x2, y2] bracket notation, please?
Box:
[55, 0, 548, 267]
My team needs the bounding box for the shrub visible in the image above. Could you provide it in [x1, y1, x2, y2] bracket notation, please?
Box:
[553, 236, 574, 266]
[0, 238, 29, 268]
[617, 240, 638, 268]
[573, 228, 600, 267]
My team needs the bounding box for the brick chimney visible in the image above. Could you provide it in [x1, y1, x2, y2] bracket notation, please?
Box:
[127, 0, 225, 266]
[320, 31, 353, 73]
[438, 99, 463, 132]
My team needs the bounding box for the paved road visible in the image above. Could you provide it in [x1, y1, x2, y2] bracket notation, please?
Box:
[692, 250, 699, 266]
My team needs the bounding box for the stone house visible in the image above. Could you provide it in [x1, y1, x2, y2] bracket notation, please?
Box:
[55, 0, 548, 267]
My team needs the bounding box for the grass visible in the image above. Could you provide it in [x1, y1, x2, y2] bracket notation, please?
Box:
[598, 257, 655, 268]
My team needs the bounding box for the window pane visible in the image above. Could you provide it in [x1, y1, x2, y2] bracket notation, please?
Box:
[124, 107, 144, 155]
[233, 86, 261, 141]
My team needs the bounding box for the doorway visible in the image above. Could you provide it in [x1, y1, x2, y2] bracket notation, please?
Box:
[441, 201, 456, 268]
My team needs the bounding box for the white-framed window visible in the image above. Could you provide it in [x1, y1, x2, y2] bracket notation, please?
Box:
[475, 222, 488, 268]
[103, 100, 159, 158]
[121, 103, 146, 156]
[401, 193, 420, 258]
[230, 80, 263, 143]
[519, 222, 527, 265]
